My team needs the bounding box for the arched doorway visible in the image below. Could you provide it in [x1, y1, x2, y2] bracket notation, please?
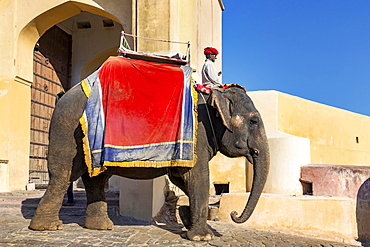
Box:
[29, 11, 123, 187]
[29, 26, 70, 186]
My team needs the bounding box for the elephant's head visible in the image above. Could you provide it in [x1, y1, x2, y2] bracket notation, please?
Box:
[208, 86, 270, 223]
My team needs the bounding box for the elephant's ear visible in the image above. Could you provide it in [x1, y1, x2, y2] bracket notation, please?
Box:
[208, 89, 232, 131]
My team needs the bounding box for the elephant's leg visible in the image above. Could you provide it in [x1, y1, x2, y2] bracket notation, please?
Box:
[178, 205, 191, 229]
[168, 173, 191, 229]
[29, 125, 87, 230]
[168, 172, 187, 194]
[29, 84, 88, 231]
[82, 172, 113, 230]
[178, 165, 214, 241]
[29, 142, 75, 230]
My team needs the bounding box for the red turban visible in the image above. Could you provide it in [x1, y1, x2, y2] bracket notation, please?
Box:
[204, 47, 219, 55]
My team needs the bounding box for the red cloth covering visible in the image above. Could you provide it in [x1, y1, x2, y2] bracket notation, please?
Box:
[100, 57, 184, 146]
[80, 56, 196, 176]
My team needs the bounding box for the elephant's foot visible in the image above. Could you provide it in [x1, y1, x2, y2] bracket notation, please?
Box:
[84, 201, 113, 230]
[29, 215, 63, 231]
[179, 206, 213, 240]
[85, 215, 113, 230]
[185, 225, 214, 241]
[179, 206, 191, 229]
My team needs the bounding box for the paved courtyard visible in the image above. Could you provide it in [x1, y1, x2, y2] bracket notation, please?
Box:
[0, 190, 364, 246]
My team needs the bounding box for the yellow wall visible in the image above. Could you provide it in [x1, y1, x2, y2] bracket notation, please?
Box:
[135, 0, 223, 81]
[136, 0, 171, 53]
[209, 156, 246, 194]
[277, 92, 370, 165]
[210, 91, 370, 195]
[249, 90, 370, 167]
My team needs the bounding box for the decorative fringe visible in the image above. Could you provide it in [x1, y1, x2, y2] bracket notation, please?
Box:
[81, 79, 91, 97]
[103, 160, 194, 168]
[90, 166, 108, 177]
[79, 113, 95, 177]
[221, 83, 247, 92]
[191, 78, 199, 165]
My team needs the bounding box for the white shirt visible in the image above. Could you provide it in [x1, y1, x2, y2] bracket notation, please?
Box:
[201, 59, 221, 88]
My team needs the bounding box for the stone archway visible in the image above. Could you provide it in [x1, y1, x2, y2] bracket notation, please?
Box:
[16, 1, 122, 83]
[19, 2, 126, 187]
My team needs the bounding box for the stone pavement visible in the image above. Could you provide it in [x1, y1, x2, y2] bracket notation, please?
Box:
[0, 190, 364, 247]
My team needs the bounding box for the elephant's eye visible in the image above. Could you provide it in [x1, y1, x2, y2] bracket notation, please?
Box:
[249, 117, 259, 127]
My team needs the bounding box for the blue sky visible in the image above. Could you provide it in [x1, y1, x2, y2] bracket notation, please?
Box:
[222, 0, 370, 116]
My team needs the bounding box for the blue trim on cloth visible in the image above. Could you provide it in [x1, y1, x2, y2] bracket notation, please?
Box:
[82, 69, 106, 166]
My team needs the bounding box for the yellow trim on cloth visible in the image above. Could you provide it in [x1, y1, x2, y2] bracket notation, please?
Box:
[103, 160, 195, 168]
[80, 111, 107, 177]
[81, 79, 91, 97]
[191, 77, 199, 165]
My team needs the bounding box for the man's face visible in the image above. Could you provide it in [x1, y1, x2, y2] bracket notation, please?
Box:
[210, 54, 217, 62]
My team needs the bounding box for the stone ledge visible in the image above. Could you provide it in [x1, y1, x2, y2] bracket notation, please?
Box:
[300, 164, 370, 199]
[218, 193, 369, 245]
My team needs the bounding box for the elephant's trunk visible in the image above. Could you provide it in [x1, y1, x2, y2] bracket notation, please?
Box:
[230, 139, 270, 223]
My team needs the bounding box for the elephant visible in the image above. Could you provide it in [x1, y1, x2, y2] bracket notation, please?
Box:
[29, 82, 270, 241]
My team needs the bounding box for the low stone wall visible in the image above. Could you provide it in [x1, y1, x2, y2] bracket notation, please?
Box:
[217, 193, 369, 245]
[300, 164, 370, 199]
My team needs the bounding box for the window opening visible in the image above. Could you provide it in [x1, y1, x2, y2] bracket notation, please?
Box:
[214, 183, 229, 195]
[301, 181, 313, 195]
[102, 19, 114, 27]
[77, 21, 91, 29]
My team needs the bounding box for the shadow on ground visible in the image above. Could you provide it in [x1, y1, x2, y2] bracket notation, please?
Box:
[21, 190, 149, 227]
[20, 189, 221, 239]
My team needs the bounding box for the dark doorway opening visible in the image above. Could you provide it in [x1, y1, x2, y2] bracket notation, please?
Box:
[214, 183, 230, 195]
